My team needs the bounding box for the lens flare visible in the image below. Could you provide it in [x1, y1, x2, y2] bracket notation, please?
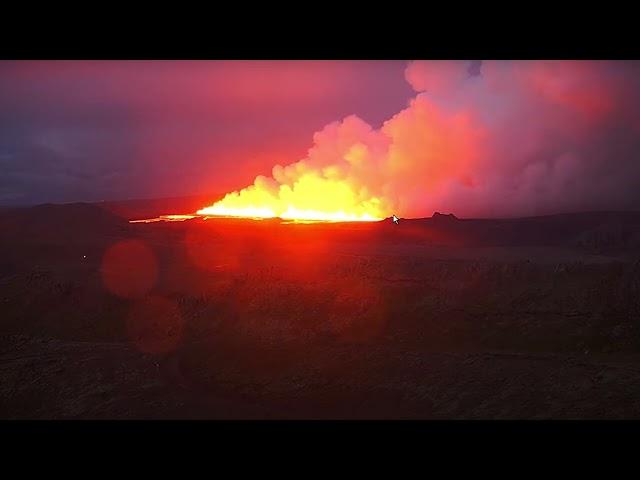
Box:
[100, 239, 158, 299]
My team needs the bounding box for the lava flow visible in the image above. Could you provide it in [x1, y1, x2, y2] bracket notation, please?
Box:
[197, 164, 389, 223]
[196, 204, 382, 222]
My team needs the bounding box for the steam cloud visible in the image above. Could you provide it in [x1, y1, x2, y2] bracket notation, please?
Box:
[207, 61, 640, 218]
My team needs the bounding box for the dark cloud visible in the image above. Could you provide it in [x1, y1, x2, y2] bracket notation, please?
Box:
[0, 61, 413, 205]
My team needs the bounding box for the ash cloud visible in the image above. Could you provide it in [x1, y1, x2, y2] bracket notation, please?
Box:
[217, 60, 640, 218]
[401, 60, 640, 217]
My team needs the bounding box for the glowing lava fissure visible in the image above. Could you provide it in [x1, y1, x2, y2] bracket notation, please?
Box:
[130, 214, 198, 224]
[196, 165, 390, 223]
[196, 204, 382, 223]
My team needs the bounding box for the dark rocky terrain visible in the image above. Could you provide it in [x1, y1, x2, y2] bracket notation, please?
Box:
[97, 193, 222, 221]
[2, 202, 640, 419]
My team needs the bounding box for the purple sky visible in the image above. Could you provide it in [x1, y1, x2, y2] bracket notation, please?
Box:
[3, 60, 640, 218]
[0, 61, 414, 205]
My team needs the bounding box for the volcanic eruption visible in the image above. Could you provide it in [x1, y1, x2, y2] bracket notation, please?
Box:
[6, 60, 640, 421]
[197, 60, 640, 222]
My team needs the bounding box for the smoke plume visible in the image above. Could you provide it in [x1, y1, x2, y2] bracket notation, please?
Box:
[202, 61, 640, 219]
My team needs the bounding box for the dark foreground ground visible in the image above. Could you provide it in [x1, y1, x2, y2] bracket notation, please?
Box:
[2, 203, 640, 419]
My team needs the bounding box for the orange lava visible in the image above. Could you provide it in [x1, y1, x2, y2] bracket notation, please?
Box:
[129, 214, 197, 224]
[197, 174, 387, 222]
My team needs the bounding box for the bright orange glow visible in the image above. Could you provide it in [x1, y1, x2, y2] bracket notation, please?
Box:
[281, 207, 379, 222]
[197, 174, 387, 222]
[130, 214, 197, 224]
[196, 205, 277, 220]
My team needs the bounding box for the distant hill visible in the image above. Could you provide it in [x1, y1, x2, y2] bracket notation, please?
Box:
[0, 202, 129, 243]
[2, 199, 640, 255]
[387, 211, 640, 251]
[96, 194, 223, 221]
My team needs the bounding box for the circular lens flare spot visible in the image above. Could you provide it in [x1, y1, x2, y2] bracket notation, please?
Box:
[101, 239, 158, 299]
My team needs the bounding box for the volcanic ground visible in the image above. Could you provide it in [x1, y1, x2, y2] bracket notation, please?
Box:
[2, 200, 640, 419]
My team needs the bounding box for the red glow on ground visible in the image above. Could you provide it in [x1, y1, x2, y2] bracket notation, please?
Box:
[183, 224, 242, 273]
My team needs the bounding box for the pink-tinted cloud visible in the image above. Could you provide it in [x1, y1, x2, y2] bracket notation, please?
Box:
[207, 60, 640, 219]
[4, 60, 640, 217]
[400, 60, 640, 217]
